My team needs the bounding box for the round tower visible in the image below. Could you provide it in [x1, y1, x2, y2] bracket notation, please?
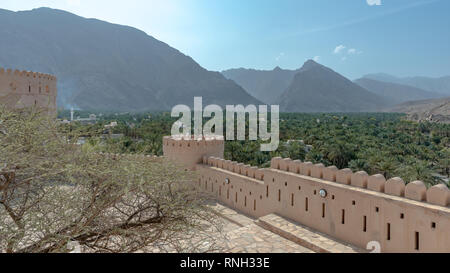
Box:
[163, 135, 225, 171]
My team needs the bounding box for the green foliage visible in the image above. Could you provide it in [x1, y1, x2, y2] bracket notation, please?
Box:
[61, 110, 450, 187]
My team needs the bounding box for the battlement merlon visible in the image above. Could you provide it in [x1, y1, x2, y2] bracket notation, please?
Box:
[0, 68, 57, 81]
[162, 135, 224, 171]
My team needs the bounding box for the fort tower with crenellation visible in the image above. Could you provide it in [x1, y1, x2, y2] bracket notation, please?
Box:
[0, 68, 57, 116]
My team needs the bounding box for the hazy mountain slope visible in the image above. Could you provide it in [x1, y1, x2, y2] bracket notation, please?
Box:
[354, 78, 444, 105]
[222, 67, 299, 104]
[0, 8, 260, 111]
[386, 97, 450, 124]
[276, 60, 387, 113]
[363, 73, 450, 96]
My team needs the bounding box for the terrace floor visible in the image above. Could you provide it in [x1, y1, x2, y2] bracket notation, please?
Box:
[135, 201, 362, 254]
[208, 203, 362, 253]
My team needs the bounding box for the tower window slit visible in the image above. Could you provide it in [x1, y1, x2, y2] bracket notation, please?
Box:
[387, 223, 391, 241]
[341, 210, 345, 224]
[363, 216, 367, 232]
[415, 232, 420, 251]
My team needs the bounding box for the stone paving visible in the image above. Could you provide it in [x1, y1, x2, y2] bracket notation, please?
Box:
[224, 223, 313, 253]
[210, 203, 364, 253]
[210, 203, 312, 253]
[257, 214, 363, 253]
[141, 202, 362, 253]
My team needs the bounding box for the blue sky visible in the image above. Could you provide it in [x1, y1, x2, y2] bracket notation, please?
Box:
[2, 0, 449, 79]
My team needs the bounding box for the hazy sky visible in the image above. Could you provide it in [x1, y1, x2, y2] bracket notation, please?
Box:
[2, 0, 449, 79]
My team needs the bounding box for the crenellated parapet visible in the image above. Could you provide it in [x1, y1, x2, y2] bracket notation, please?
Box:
[196, 154, 450, 253]
[269, 157, 449, 207]
[202, 156, 266, 181]
[0, 68, 57, 81]
[163, 135, 224, 171]
[162, 134, 449, 252]
[0, 67, 57, 116]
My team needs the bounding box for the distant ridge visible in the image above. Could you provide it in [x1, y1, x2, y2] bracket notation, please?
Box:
[386, 97, 450, 124]
[363, 73, 450, 96]
[355, 78, 445, 105]
[276, 60, 387, 112]
[222, 66, 300, 104]
[0, 7, 260, 111]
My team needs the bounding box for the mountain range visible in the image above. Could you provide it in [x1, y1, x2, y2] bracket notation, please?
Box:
[0, 8, 260, 111]
[362, 73, 450, 96]
[354, 78, 444, 105]
[224, 61, 449, 112]
[0, 7, 449, 114]
[223, 61, 391, 112]
[222, 67, 299, 104]
[276, 60, 387, 112]
[386, 97, 450, 124]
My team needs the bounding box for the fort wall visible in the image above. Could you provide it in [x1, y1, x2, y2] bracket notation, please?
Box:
[163, 136, 450, 253]
[163, 135, 224, 171]
[0, 68, 57, 116]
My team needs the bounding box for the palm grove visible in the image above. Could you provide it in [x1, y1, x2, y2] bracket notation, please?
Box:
[63, 110, 449, 188]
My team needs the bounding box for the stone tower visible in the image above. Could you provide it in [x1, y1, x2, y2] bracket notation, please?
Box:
[163, 135, 224, 171]
[0, 68, 57, 116]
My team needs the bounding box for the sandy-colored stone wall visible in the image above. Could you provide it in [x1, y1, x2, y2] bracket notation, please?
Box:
[163, 136, 449, 253]
[0, 68, 57, 116]
[197, 156, 450, 253]
[163, 135, 224, 171]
